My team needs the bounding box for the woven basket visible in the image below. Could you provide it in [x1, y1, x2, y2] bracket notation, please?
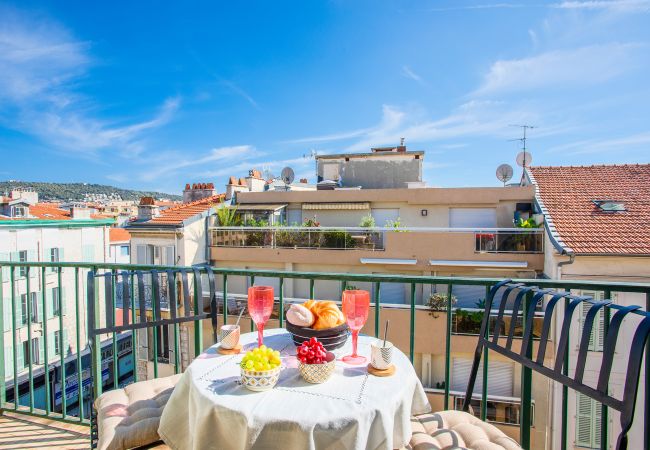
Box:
[298, 352, 336, 384]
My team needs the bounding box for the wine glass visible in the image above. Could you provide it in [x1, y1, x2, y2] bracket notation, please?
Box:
[248, 286, 274, 347]
[341, 290, 370, 365]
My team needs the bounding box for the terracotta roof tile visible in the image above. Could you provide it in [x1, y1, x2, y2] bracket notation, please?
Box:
[144, 194, 225, 225]
[109, 228, 131, 242]
[529, 164, 650, 255]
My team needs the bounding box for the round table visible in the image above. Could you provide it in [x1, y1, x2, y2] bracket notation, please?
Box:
[159, 328, 430, 450]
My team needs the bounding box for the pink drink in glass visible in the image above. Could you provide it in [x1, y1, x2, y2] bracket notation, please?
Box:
[248, 286, 274, 347]
[342, 290, 370, 365]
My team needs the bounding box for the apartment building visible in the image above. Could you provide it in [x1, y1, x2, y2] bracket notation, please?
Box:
[527, 164, 650, 450]
[0, 191, 113, 411]
[126, 186, 226, 377]
[207, 150, 551, 446]
[108, 228, 131, 264]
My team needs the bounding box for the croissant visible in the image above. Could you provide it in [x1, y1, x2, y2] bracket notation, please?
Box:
[304, 300, 345, 330]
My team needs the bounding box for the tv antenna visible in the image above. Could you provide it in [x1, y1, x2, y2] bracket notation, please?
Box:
[496, 164, 514, 186]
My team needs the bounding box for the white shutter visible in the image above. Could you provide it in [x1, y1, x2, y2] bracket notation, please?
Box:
[576, 393, 601, 448]
[452, 358, 514, 397]
[287, 209, 302, 226]
[164, 246, 175, 266]
[449, 208, 497, 228]
[136, 245, 147, 264]
[580, 291, 605, 352]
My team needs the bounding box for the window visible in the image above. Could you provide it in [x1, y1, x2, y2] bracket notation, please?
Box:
[156, 325, 170, 363]
[49, 248, 61, 273]
[54, 330, 61, 355]
[120, 245, 130, 256]
[52, 288, 61, 316]
[30, 292, 39, 323]
[82, 245, 95, 262]
[23, 341, 30, 367]
[11, 206, 27, 218]
[31, 338, 40, 365]
[19, 250, 27, 277]
[576, 393, 602, 448]
[20, 294, 28, 325]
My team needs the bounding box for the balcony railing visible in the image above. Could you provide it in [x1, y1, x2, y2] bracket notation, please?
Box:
[0, 261, 649, 450]
[475, 230, 544, 253]
[210, 226, 544, 253]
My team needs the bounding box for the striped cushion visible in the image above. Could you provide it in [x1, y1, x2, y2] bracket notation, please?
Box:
[407, 411, 522, 450]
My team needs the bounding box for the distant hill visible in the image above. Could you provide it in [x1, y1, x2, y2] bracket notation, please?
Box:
[0, 181, 182, 202]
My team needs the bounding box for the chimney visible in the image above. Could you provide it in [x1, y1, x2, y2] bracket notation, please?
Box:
[137, 196, 160, 221]
[183, 182, 216, 203]
[71, 207, 92, 220]
[10, 189, 39, 205]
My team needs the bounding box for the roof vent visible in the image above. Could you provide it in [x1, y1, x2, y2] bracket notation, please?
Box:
[592, 200, 626, 212]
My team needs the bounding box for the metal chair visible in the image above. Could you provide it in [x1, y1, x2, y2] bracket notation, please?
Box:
[86, 268, 219, 449]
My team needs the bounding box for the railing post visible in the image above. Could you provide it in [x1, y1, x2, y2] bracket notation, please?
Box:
[10, 266, 18, 410]
[373, 282, 380, 338]
[58, 268, 67, 417]
[481, 285, 490, 422]
[0, 263, 5, 410]
[193, 271, 202, 357]
[74, 267, 84, 421]
[601, 289, 611, 450]
[26, 266, 34, 413]
[561, 295, 570, 450]
[90, 266, 103, 405]
[520, 289, 533, 450]
[645, 291, 650, 450]
[409, 283, 416, 363]
[444, 282, 453, 410]
[130, 272, 138, 382]
[278, 277, 284, 328]
[41, 267, 50, 416]
[111, 269, 118, 389]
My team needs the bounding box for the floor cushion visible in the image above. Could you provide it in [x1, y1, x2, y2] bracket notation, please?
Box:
[95, 374, 181, 450]
[408, 410, 522, 450]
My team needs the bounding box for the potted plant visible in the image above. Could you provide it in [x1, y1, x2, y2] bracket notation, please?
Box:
[427, 292, 457, 318]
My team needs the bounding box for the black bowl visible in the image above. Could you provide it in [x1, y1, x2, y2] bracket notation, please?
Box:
[285, 320, 349, 351]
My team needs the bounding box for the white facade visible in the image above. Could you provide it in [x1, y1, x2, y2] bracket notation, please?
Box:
[0, 222, 110, 382]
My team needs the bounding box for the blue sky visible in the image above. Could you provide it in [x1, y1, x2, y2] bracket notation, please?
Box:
[1, 1, 649, 194]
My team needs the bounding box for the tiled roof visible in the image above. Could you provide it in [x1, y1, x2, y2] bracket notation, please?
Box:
[142, 194, 225, 226]
[0, 203, 109, 221]
[109, 228, 131, 242]
[528, 164, 650, 255]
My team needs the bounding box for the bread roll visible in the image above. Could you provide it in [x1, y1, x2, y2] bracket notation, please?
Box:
[286, 304, 315, 327]
[309, 300, 346, 330]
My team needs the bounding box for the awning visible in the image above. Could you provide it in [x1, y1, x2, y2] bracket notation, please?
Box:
[360, 258, 418, 265]
[428, 260, 528, 269]
[231, 204, 287, 211]
[302, 202, 370, 210]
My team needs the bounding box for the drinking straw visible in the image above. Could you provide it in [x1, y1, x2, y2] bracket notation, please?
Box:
[383, 320, 389, 347]
[235, 305, 246, 327]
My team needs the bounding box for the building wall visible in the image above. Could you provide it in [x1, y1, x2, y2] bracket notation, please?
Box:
[545, 236, 649, 450]
[0, 224, 108, 381]
[316, 153, 422, 189]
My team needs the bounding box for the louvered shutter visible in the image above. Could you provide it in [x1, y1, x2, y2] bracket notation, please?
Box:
[452, 358, 514, 397]
[580, 291, 605, 352]
[15, 296, 23, 328]
[63, 330, 69, 356]
[136, 245, 147, 264]
[576, 393, 601, 448]
[46, 289, 54, 319]
[34, 292, 42, 323]
[16, 343, 24, 370]
[60, 287, 67, 315]
[2, 297, 10, 331]
[165, 246, 175, 266]
[4, 346, 13, 376]
[48, 332, 56, 358]
[38, 338, 44, 365]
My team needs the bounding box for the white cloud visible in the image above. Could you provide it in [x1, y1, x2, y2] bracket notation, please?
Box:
[474, 43, 644, 95]
[546, 131, 650, 154]
[221, 80, 260, 110]
[553, 0, 650, 12]
[0, 6, 178, 157]
[401, 65, 427, 86]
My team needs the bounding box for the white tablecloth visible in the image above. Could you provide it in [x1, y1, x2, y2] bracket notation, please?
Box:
[159, 328, 430, 450]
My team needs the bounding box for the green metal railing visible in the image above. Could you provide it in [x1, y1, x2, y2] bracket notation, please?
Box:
[1, 261, 649, 450]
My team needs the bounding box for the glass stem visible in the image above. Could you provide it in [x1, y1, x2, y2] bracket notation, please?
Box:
[257, 323, 264, 347]
[351, 330, 359, 357]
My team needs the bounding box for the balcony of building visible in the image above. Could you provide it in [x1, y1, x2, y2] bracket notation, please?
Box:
[0, 261, 648, 450]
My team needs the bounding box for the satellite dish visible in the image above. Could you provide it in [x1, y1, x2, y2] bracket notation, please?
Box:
[281, 167, 295, 185]
[496, 164, 514, 186]
[516, 151, 533, 168]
